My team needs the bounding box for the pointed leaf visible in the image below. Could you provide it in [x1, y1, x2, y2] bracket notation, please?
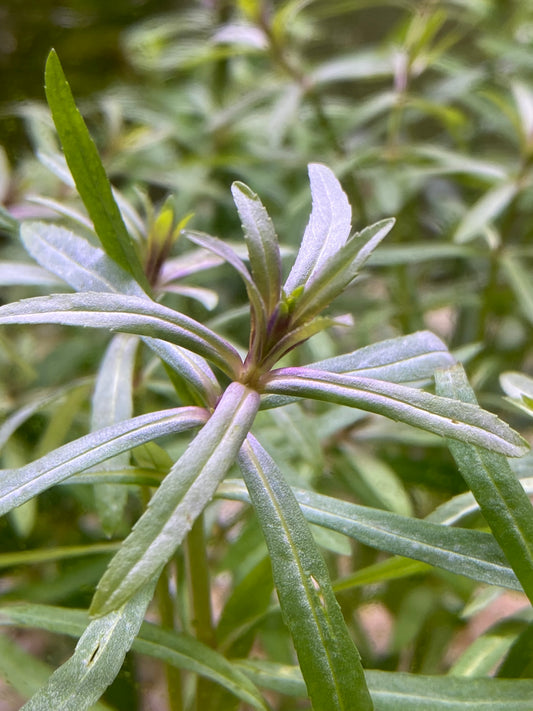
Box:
[0, 604, 268, 710]
[454, 181, 518, 243]
[263, 368, 527, 456]
[231, 181, 281, 315]
[435, 364, 533, 604]
[285, 163, 352, 294]
[44, 50, 150, 291]
[312, 330, 455, 383]
[220, 480, 522, 591]
[238, 661, 533, 710]
[20, 579, 156, 711]
[91, 383, 259, 615]
[289, 218, 395, 326]
[0, 407, 208, 515]
[238, 436, 373, 711]
[184, 229, 266, 337]
[0, 292, 243, 378]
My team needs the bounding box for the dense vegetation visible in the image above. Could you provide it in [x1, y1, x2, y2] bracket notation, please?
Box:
[1, 1, 533, 709]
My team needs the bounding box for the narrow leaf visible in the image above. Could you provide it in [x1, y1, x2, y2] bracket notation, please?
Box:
[90, 334, 138, 535]
[91, 383, 260, 615]
[219, 480, 522, 591]
[238, 436, 373, 711]
[231, 181, 281, 315]
[20, 579, 156, 711]
[0, 407, 208, 515]
[285, 163, 352, 294]
[20, 222, 146, 296]
[289, 218, 395, 326]
[44, 50, 150, 290]
[263, 368, 527, 456]
[0, 292, 243, 378]
[0, 261, 64, 287]
[184, 229, 266, 338]
[0, 604, 268, 710]
[435, 364, 533, 604]
[312, 330, 455, 383]
[239, 661, 533, 710]
[454, 181, 518, 243]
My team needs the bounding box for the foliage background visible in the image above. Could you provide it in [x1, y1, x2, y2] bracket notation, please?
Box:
[1, 1, 533, 709]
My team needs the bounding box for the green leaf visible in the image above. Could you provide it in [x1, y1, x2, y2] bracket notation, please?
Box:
[449, 617, 529, 678]
[0, 261, 64, 287]
[20, 222, 146, 296]
[501, 254, 533, 328]
[454, 181, 518, 243]
[0, 407, 208, 515]
[263, 368, 528, 456]
[238, 436, 373, 711]
[238, 661, 533, 709]
[90, 334, 138, 535]
[288, 218, 395, 326]
[0, 292, 243, 378]
[284, 163, 352, 295]
[20, 579, 156, 711]
[0, 604, 269, 710]
[184, 229, 266, 341]
[90, 382, 260, 616]
[220, 480, 522, 591]
[311, 330, 455, 383]
[231, 181, 282, 315]
[434, 364, 533, 605]
[44, 50, 150, 291]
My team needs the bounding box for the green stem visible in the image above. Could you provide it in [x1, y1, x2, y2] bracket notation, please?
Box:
[185, 513, 217, 708]
[156, 569, 184, 711]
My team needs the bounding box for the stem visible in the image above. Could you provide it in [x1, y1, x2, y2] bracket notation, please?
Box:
[156, 568, 184, 711]
[185, 513, 217, 708]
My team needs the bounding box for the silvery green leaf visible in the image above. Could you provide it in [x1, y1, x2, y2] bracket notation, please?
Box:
[143, 337, 220, 407]
[220, 480, 521, 591]
[435, 365, 533, 604]
[263, 368, 527, 456]
[238, 436, 373, 711]
[284, 163, 352, 295]
[20, 222, 146, 296]
[0, 292, 242, 378]
[231, 181, 281, 315]
[91, 383, 260, 616]
[454, 181, 518, 243]
[0, 604, 269, 710]
[312, 330, 455, 383]
[90, 334, 138, 535]
[238, 660, 533, 710]
[288, 218, 395, 326]
[0, 261, 64, 287]
[0, 379, 93, 454]
[20, 579, 156, 711]
[0, 407, 208, 515]
[184, 229, 266, 336]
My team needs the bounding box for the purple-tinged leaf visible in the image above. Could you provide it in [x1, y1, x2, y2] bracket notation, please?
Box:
[232, 181, 282, 316]
[263, 368, 527, 457]
[284, 163, 351, 295]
